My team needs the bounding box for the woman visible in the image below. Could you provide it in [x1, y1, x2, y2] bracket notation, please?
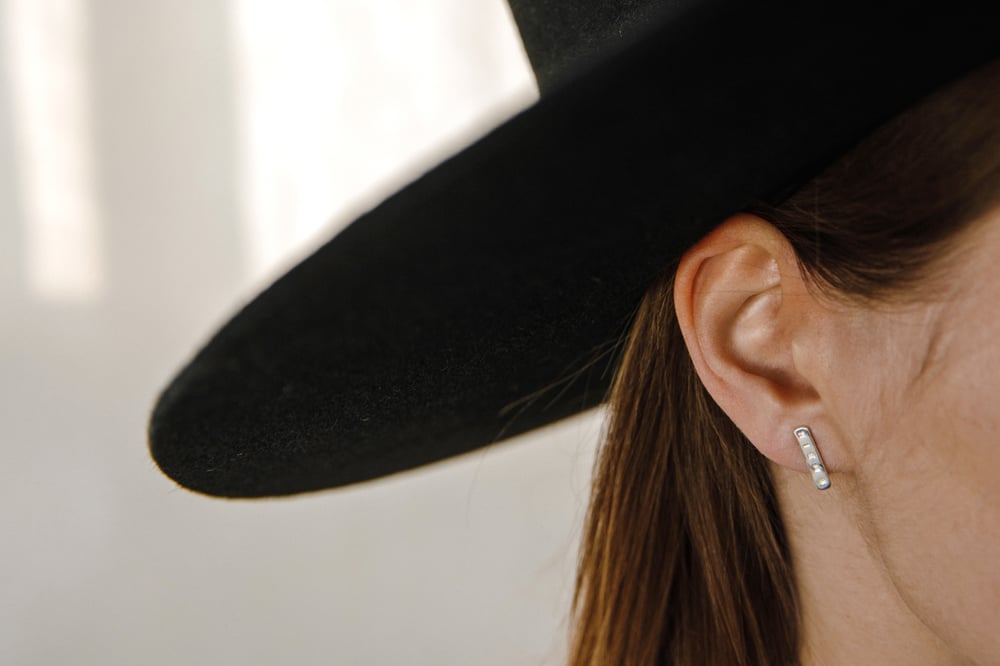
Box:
[149, 3, 999, 664]
[570, 61, 1000, 665]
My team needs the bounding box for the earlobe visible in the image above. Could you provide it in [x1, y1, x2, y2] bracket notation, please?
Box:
[673, 214, 827, 474]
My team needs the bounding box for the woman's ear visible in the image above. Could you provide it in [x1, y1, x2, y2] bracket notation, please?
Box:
[673, 213, 837, 475]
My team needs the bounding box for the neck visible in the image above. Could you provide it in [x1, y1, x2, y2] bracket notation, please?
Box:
[769, 465, 969, 666]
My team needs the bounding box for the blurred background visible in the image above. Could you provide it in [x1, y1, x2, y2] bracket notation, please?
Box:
[0, 1, 604, 664]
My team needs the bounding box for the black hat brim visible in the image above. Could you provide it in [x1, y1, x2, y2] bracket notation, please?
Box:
[149, 3, 995, 497]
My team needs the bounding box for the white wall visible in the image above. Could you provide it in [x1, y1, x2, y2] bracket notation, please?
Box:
[0, 1, 602, 664]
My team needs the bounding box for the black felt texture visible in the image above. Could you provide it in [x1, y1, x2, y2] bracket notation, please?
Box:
[506, 0, 678, 92]
[149, 2, 996, 497]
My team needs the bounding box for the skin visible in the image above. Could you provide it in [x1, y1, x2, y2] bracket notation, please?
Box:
[673, 210, 1000, 665]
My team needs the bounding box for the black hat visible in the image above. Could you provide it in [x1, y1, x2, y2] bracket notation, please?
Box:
[148, 1, 996, 497]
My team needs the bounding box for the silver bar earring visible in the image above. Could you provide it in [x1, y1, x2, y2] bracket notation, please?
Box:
[793, 426, 831, 490]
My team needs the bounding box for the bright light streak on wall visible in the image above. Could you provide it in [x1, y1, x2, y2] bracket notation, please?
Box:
[229, 0, 535, 285]
[229, 0, 347, 283]
[7, 0, 102, 303]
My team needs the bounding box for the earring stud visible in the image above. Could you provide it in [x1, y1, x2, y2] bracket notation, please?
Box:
[793, 426, 831, 490]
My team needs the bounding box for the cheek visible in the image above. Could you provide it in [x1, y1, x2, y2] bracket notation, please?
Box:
[818, 310, 924, 469]
[860, 343, 1000, 662]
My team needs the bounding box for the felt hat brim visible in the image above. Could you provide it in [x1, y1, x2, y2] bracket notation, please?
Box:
[149, 3, 995, 497]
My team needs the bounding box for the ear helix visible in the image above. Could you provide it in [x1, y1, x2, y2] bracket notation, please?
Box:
[793, 426, 831, 490]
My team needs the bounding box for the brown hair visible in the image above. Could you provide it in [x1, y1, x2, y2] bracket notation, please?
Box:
[569, 60, 1000, 666]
